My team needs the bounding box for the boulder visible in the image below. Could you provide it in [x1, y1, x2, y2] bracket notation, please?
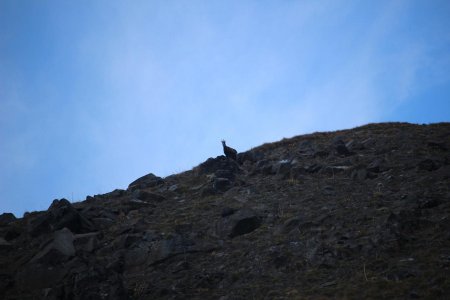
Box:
[128, 173, 164, 191]
[345, 139, 365, 151]
[1, 224, 22, 241]
[0, 213, 16, 226]
[196, 156, 240, 175]
[74, 232, 101, 253]
[99, 189, 126, 199]
[333, 140, 352, 156]
[367, 158, 388, 173]
[29, 199, 94, 236]
[30, 227, 75, 265]
[215, 209, 262, 238]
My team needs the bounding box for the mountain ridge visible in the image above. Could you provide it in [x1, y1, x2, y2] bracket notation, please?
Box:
[1, 122, 449, 299]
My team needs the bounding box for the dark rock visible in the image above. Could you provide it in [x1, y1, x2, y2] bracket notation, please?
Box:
[322, 185, 335, 196]
[124, 234, 210, 270]
[106, 254, 124, 273]
[128, 173, 164, 191]
[92, 217, 115, 229]
[133, 190, 166, 202]
[435, 165, 450, 179]
[2, 224, 22, 241]
[361, 137, 376, 148]
[417, 198, 442, 209]
[215, 209, 262, 238]
[101, 189, 126, 199]
[352, 168, 365, 180]
[29, 199, 94, 236]
[0, 237, 12, 250]
[251, 159, 274, 175]
[213, 178, 232, 192]
[367, 158, 385, 173]
[126, 199, 154, 210]
[273, 160, 292, 179]
[229, 214, 262, 238]
[74, 232, 101, 253]
[113, 233, 142, 249]
[333, 140, 352, 156]
[290, 166, 307, 179]
[320, 165, 350, 176]
[2, 122, 450, 300]
[351, 168, 377, 180]
[290, 163, 327, 178]
[15, 263, 69, 291]
[30, 227, 75, 264]
[237, 150, 264, 164]
[386, 266, 420, 281]
[298, 140, 314, 149]
[215, 169, 236, 181]
[427, 140, 447, 151]
[332, 135, 346, 144]
[200, 185, 217, 197]
[124, 243, 150, 269]
[174, 223, 193, 236]
[0, 213, 16, 226]
[68, 266, 127, 300]
[281, 216, 303, 234]
[221, 207, 236, 217]
[345, 139, 365, 151]
[387, 210, 435, 236]
[305, 163, 322, 173]
[313, 150, 329, 158]
[168, 184, 178, 192]
[196, 156, 240, 175]
[418, 158, 441, 171]
[0, 274, 13, 294]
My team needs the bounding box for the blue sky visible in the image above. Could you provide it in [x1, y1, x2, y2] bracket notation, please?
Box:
[1, 1, 449, 216]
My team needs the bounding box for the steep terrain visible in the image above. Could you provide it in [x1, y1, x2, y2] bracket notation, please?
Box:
[1, 122, 449, 299]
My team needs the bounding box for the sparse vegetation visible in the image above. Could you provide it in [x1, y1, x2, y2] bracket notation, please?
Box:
[0, 122, 449, 299]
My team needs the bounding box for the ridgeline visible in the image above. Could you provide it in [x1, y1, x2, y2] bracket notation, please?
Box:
[1, 122, 449, 299]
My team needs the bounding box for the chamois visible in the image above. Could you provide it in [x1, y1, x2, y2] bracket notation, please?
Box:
[221, 140, 237, 160]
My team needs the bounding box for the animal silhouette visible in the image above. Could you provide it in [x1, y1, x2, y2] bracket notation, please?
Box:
[221, 140, 237, 160]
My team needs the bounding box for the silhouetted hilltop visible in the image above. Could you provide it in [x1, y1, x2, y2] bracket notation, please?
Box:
[1, 122, 449, 299]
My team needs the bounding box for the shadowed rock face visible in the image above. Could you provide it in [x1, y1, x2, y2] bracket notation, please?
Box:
[1, 122, 450, 299]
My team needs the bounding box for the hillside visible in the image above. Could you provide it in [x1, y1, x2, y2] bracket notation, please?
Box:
[1, 122, 449, 299]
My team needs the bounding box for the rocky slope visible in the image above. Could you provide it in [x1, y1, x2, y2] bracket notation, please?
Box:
[1, 122, 449, 299]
